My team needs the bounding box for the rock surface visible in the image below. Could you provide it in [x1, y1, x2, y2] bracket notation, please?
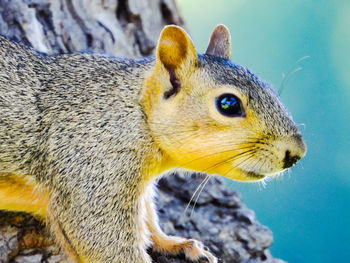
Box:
[0, 174, 286, 263]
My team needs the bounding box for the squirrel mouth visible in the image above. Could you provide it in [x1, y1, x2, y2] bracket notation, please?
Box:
[244, 171, 266, 180]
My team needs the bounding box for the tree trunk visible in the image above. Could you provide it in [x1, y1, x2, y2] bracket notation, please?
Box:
[0, 0, 183, 57]
[0, 1, 286, 263]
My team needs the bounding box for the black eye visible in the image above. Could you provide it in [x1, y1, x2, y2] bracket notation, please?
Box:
[216, 93, 244, 117]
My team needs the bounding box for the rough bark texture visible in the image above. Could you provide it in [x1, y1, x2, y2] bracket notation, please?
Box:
[0, 175, 286, 263]
[0, 1, 286, 263]
[0, 0, 183, 57]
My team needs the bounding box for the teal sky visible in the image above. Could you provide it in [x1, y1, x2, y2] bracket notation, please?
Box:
[177, 1, 350, 262]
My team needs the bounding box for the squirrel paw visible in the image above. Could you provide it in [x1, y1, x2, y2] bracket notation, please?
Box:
[180, 239, 217, 263]
[151, 235, 217, 262]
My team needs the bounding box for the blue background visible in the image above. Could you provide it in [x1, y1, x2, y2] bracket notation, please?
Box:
[177, 1, 350, 262]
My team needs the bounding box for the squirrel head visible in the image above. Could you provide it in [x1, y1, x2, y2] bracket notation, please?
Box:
[142, 25, 306, 182]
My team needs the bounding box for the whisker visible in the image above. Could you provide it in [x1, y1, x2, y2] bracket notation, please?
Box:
[221, 154, 256, 178]
[184, 143, 257, 154]
[233, 152, 256, 169]
[249, 155, 263, 172]
[295, 55, 311, 64]
[178, 148, 256, 170]
[184, 174, 210, 216]
[278, 55, 309, 96]
[258, 178, 267, 189]
[184, 151, 257, 217]
[297, 123, 306, 132]
[256, 158, 267, 177]
[175, 133, 202, 149]
[279, 67, 302, 96]
[190, 175, 211, 217]
[201, 150, 256, 174]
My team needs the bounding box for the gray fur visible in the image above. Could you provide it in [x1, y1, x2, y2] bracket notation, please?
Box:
[0, 35, 158, 262]
[199, 54, 299, 137]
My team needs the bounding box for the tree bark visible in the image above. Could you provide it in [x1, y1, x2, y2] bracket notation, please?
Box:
[0, 1, 286, 263]
[0, 0, 183, 57]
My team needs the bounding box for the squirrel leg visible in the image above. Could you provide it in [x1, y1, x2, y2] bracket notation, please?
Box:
[47, 212, 152, 263]
[145, 196, 217, 263]
[47, 191, 152, 263]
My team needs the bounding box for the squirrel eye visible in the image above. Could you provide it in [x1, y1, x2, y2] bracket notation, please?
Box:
[216, 93, 244, 117]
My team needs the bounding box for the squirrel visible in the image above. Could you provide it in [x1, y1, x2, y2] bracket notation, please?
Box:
[0, 24, 306, 263]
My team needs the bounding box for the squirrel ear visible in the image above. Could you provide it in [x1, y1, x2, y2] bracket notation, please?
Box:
[156, 25, 198, 74]
[156, 25, 198, 99]
[205, 24, 232, 59]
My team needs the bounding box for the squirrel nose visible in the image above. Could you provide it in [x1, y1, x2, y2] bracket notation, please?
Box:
[283, 150, 301, 168]
[282, 134, 306, 169]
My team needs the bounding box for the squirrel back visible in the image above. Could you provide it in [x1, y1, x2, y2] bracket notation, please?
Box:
[0, 25, 306, 263]
[0, 37, 49, 174]
[0, 35, 157, 177]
